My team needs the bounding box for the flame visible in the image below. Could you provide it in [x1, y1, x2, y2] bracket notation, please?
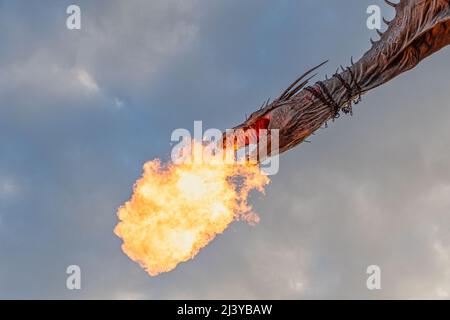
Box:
[114, 142, 269, 276]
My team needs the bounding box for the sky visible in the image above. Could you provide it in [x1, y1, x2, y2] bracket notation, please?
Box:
[0, 0, 450, 299]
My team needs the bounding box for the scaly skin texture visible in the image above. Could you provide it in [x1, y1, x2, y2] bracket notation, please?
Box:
[226, 0, 450, 159]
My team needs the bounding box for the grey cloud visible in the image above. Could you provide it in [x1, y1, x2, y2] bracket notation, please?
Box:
[0, 0, 450, 299]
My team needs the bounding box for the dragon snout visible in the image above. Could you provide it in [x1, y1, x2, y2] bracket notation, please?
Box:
[223, 115, 271, 150]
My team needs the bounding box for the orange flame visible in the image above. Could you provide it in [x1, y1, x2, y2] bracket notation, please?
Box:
[114, 142, 269, 276]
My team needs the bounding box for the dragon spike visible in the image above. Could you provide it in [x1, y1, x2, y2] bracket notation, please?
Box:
[284, 73, 317, 100]
[370, 38, 376, 45]
[265, 97, 271, 107]
[376, 29, 383, 37]
[325, 74, 328, 80]
[383, 17, 391, 26]
[351, 56, 354, 65]
[340, 65, 345, 72]
[384, 0, 398, 8]
[278, 60, 328, 101]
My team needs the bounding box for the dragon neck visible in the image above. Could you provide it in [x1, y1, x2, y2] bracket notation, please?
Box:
[316, 0, 450, 115]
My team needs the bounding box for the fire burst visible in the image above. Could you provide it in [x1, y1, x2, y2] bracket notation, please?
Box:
[114, 142, 269, 276]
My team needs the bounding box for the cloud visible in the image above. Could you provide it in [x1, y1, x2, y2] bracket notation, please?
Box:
[76, 69, 99, 92]
[0, 176, 20, 200]
[1, 0, 450, 299]
[0, 0, 201, 113]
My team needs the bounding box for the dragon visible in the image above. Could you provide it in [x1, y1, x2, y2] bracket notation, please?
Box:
[224, 0, 450, 160]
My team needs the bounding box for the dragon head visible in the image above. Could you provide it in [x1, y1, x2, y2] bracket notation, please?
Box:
[224, 0, 450, 163]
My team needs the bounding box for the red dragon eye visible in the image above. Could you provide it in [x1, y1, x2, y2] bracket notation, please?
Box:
[255, 116, 270, 131]
[248, 116, 270, 144]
